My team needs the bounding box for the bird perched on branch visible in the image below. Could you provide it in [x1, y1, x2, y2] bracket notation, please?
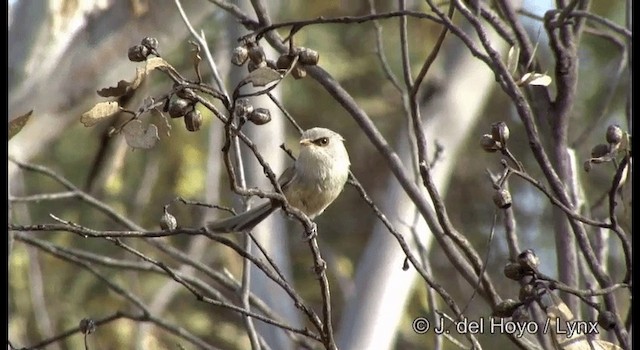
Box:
[206, 127, 350, 233]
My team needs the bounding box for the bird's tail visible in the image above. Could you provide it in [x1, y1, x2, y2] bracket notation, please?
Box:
[205, 202, 277, 233]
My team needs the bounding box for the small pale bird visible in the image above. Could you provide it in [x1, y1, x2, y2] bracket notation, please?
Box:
[205, 127, 350, 233]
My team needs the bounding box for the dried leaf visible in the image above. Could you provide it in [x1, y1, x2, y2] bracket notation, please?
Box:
[145, 57, 170, 71]
[122, 120, 159, 149]
[247, 66, 282, 87]
[506, 45, 520, 75]
[589, 340, 623, 350]
[81, 102, 120, 127]
[559, 338, 624, 350]
[97, 57, 172, 98]
[527, 73, 552, 86]
[190, 41, 202, 82]
[540, 294, 615, 350]
[518, 72, 552, 86]
[138, 96, 156, 114]
[97, 80, 133, 98]
[9, 110, 33, 140]
[615, 159, 629, 190]
[619, 131, 630, 152]
[152, 109, 172, 137]
[528, 41, 540, 70]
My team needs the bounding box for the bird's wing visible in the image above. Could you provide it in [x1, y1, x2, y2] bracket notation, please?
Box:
[205, 165, 296, 233]
[277, 164, 297, 190]
[205, 201, 276, 233]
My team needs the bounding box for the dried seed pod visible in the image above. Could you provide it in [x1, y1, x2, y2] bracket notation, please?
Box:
[481, 134, 500, 152]
[184, 109, 203, 132]
[517, 249, 540, 272]
[276, 54, 295, 70]
[176, 87, 197, 101]
[491, 121, 510, 146]
[162, 97, 171, 113]
[402, 257, 410, 271]
[493, 299, 520, 318]
[231, 46, 249, 66]
[248, 108, 271, 125]
[160, 211, 177, 231]
[597, 311, 617, 330]
[605, 124, 623, 145]
[492, 188, 512, 209]
[591, 143, 610, 158]
[234, 98, 254, 118]
[168, 98, 192, 119]
[247, 43, 266, 64]
[298, 47, 320, 66]
[247, 60, 266, 72]
[141, 37, 159, 51]
[291, 64, 307, 79]
[79, 318, 96, 335]
[504, 262, 525, 281]
[128, 45, 149, 62]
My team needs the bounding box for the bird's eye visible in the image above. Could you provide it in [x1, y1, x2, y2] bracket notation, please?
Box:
[315, 137, 330, 146]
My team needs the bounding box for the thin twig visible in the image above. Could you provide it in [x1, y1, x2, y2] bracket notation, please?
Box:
[505, 167, 616, 228]
[174, 0, 229, 101]
[266, 91, 303, 133]
[9, 157, 145, 231]
[244, 11, 444, 42]
[345, 174, 476, 341]
[9, 191, 78, 202]
[366, 0, 403, 94]
[16, 233, 320, 347]
[410, 2, 454, 99]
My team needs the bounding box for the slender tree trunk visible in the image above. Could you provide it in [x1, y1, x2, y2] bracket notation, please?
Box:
[337, 27, 505, 350]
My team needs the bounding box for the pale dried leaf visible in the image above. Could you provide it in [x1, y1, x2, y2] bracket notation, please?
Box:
[555, 302, 574, 320]
[130, 57, 172, 89]
[544, 293, 574, 321]
[527, 73, 552, 86]
[615, 159, 629, 189]
[528, 41, 540, 69]
[145, 57, 170, 71]
[138, 96, 156, 114]
[96, 57, 171, 98]
[97, 80, 134, 98]
[247, 66, 282, 87]
[507, 45, 520, 75]
[590, 340, 624, 350]
[153, 109, 172, 137]
[9, 110, 33, 140]
[518, 72, 552, 86]
[122, 120, 159, 149]
[81, 102, 120, 127]
[619, 132, 630, 152]
[557, 336, 623, 350]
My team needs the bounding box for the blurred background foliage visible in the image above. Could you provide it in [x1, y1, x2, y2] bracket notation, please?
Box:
[8, 0, 630, 349]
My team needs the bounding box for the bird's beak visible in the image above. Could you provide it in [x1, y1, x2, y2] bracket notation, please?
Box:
[300, 138, 312, 146]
